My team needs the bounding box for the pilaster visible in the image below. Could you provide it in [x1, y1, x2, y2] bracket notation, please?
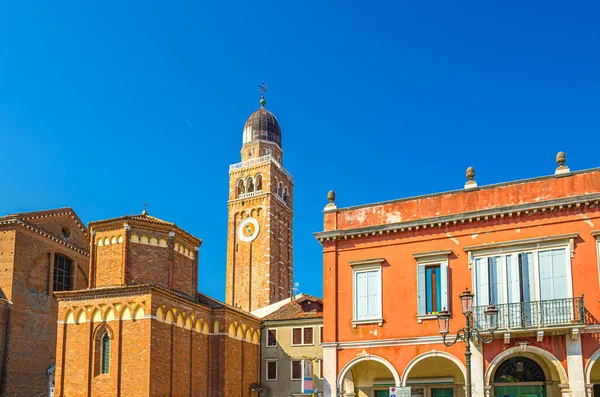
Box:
[566, 334, 585, 397]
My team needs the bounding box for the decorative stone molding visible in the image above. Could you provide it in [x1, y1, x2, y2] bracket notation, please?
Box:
[465, 166, 478, 189]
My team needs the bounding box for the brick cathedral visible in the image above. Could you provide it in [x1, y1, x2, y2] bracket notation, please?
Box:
[0, 94, 294, 397]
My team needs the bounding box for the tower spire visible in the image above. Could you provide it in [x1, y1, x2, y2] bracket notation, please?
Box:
[258, 81, 268, 108]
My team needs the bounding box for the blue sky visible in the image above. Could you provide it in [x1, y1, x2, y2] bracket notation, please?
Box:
[1, 1, 599, 301]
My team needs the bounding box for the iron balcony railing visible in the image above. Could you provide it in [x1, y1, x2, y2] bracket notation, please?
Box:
[473, 296, 584, 331]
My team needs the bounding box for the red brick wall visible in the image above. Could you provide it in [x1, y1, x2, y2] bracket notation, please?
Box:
[128, 241, 169, 286]
[94, 230, 124, 287]
[172, 252, 196, 298]
[0, 225, 88, 397]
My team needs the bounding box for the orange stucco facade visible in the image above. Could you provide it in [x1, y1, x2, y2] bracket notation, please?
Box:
[317, 165, 600, 397]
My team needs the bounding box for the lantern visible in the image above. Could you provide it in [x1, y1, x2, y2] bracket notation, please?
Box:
[437, 310, 451, 335]
[459, 288, 474, 315]
[484, 304, 499, 331]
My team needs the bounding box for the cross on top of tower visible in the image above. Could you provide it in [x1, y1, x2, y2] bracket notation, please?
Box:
[142, 202, 148, 215]
[258, 81, 268, 107]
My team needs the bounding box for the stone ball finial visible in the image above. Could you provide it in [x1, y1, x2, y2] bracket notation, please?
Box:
[556, 151, 566, 167]
[466, 166, 475, 181]
[328, 190, 336, 204]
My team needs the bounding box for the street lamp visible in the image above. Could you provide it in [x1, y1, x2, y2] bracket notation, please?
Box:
[437, 288, 499, 397]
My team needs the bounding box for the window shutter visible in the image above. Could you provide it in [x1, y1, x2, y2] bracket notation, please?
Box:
[475, 258, 489, 306]
[367, 270, 380, 318]
[506, 254, 520, 304]
[440, 260, 449, 312]
[356, 272, 368, 320]
[417, 265, 426, 315]
[551, 248, 568, 299]
[489, 256, 504, 305]
[538, 250, 554, 301]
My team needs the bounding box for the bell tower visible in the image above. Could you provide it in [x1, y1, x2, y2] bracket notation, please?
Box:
[225, 88, 294, 312]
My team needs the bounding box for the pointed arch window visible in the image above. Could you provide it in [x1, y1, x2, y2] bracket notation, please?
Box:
[101, 333, 111, 374]
[255, 175, 263, 191]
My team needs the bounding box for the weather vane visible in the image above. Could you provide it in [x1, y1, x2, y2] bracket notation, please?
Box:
[258, 82, 268, 107]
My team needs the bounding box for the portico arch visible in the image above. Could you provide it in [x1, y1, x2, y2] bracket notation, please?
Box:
[337, 354, 401, 393]
[585, 348, 600, 385]
[401, 350, 467, 386]
[485, 345, 568, 387]
[485, 345, 568, 397]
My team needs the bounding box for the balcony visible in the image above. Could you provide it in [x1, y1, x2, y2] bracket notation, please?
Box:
[238, 190, 263, 199]
[473, 296, 584, 331]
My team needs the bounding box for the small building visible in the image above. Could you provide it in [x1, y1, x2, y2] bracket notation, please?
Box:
[256, 294, 324, 397]
[316, 155, 600, 397]
[0, 208, 89, 397]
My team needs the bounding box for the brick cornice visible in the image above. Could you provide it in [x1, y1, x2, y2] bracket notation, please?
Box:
[0, 218, 89, 256]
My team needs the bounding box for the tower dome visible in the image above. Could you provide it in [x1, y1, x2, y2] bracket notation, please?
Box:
[242, 99, 282, 147]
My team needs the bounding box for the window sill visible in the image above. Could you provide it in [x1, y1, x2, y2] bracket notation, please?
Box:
[291, 343, 314, 347]
[417, 314, 446, 324]
[352, 318, 384, 328]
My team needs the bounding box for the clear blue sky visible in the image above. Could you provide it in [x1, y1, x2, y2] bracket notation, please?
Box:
[1, 1, 599, 301]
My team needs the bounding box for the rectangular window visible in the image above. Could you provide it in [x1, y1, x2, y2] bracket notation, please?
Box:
[292, 328, 302, 345]
[417, 257, 449, 316]
[320, 326, 323, 344]
[474, 247, 570, 307]
[291, 360, 302, 380]
[353, 268, 382, 321]
[319, 359, 324, 378]
[266, 361, 277, 380]
[267, 329, 277, 347]
[425, 265, 441, 314]
[303, 327, 313, 344]
[292, 327, 314, 346]
[53, 254, 73, 292]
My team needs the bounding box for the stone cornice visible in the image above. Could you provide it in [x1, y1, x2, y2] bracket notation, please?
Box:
[0, 218, 89, 256]
[314, 193, 600, 243]
[2, 208, 88, 237]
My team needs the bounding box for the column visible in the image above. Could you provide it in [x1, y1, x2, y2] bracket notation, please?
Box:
[323, 344, 337, 397]
[471, 342, 485, 397]
[567, 334, 586, 397]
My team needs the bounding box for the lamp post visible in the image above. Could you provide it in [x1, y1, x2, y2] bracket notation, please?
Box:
[437, 288, 499, 397]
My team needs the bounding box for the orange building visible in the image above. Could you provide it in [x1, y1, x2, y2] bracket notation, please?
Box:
[316, 155, 600, 397]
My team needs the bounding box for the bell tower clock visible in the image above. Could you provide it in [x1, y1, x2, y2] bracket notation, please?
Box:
[225, 88, 294, 312]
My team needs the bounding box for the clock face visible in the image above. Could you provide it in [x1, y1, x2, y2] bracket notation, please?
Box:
[238, 217, 260, 242]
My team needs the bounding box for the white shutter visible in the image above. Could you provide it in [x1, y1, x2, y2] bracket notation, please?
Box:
[367, 270, 380, 318]
[440, 260, 449, 312]
[538, 250, 554, 301]
[521, 252, 535, 302]
[417, 266, 426, 315]
[489, 256, 504, 305]
[551, 248, 568, 299]
[475, 258, 489, 306]
[355, 272, 368, 320]
[506, 254, 520, 304]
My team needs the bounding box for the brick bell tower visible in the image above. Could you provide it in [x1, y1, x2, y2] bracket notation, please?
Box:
[225, 87, 294, 312]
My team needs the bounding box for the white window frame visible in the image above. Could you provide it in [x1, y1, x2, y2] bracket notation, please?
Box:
[290, 326, 314, 346]
[265, 359, 278, 381]
[414, 250, 452, 322]
[594, 231, 600, 289]
[319, 325, 323, 345]
[290, 360, 302, 380]
[349, 258, 384, 327]
[465, 234, 576, 307]
[266, 328, 277, 348]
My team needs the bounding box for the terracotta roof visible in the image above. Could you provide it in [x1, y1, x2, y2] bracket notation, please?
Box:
[89, 213, 201, 244]
[263, 295, 323, 321]
[196, 291, 260, 319]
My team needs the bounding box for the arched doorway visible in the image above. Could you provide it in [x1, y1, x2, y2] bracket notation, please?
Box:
[338, 355, 401, 397]
[401, 352, 466, 397]
[493, 357, 546, 397]
[486, 346, 568, 397]
[585, 348, 600, 397]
